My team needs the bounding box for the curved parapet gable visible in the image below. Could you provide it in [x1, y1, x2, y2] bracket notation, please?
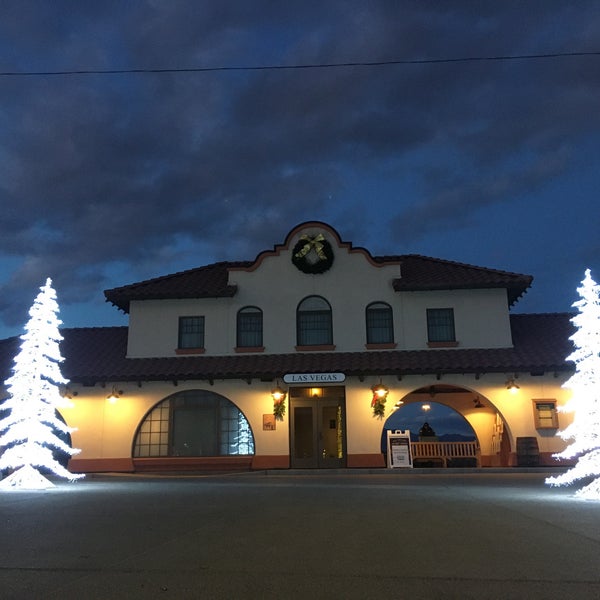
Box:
[229, 221, 400, 274]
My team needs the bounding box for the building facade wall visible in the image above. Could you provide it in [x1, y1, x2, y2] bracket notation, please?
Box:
[125, 225, 514, 358]
[66, 371, 573, 473]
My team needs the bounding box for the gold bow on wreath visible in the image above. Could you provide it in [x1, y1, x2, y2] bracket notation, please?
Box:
[294, 234, 327, 261]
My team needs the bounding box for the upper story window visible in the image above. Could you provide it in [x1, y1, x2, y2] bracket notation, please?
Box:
[237, 306, 263, 348]
[297, 296, 333, 347]
[366, 302, 394, 344]
[178, 316, 205, 350]
[427, 308, 455, 344]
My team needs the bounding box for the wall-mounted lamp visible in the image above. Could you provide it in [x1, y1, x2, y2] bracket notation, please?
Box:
[421, 403, 431, 412]
[271, 385, 286, 402]
[310, 387, 322, 398]
[106, 385, 123, 403]
[506, 379, 520, 394]
[371, 382, 389, 399]
[272, 383, 287, 420]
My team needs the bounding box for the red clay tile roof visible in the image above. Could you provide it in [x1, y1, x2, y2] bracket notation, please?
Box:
[104, 261, 251, 313]
[389, 255, 532, 305]
[0, 314, 574, 386]
[105, 255, 532, 313]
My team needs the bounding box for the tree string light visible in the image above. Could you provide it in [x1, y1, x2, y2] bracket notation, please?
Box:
[0, 278, 83, 490]
[546, 269, 600, 500]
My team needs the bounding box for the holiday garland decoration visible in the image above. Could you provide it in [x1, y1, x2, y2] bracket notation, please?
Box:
[272, 385, 287, 420]
[371, 384, 389, 418]
[273, 397, 286, 420]
[292, 234, 334, 274]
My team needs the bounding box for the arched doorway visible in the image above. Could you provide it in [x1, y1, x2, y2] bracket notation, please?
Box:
[132, 389, 255, 471]
[382, 385, 511, 467]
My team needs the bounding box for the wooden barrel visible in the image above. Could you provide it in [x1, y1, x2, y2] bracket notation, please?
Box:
[516, 437, 540, 466]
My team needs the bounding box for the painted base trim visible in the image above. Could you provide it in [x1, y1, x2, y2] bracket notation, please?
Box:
[251, 455, 289, 469]
[133, 456, 253, 472]
[347, 454, 386, 468]
[69, 457, 134, 473]
[508, 452, 576, 467]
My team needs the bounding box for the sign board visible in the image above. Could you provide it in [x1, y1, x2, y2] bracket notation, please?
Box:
[387, 430, 413, 469]
[283, 373, 345, 384]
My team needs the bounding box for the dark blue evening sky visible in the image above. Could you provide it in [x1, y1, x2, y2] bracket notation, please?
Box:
[0, 2, 599, 339]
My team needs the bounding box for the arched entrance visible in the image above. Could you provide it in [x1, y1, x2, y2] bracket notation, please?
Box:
[382, 385, 511, 467]
[132, 389, 255, 471]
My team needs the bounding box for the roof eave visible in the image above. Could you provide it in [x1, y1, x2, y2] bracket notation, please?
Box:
[104, 285, 238, 314]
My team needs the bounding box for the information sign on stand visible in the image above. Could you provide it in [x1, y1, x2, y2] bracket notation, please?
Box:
[387, 430, 413, 468]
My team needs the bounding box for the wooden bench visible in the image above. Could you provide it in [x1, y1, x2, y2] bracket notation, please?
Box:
[411, 441, 480, 468]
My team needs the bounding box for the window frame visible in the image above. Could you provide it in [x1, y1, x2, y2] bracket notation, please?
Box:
[296, 295, 333, 348]
[365, 301, 395, 345]
[236, 306, 264, 349]
[532, 399, 559, 429]
[177, 315, 205, 350]
[132, 390, 255, 458]
[426, 308, 456, 346]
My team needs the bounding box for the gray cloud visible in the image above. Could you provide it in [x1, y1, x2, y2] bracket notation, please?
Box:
[0, 1, 598, 332]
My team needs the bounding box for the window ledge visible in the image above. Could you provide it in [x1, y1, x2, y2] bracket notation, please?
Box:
[295, 344, 336, 352]
[175, 348, 206, 355]
[427, 341, 459, 348]
[234, 346, 265, 353]
[365, 343, 397, 350]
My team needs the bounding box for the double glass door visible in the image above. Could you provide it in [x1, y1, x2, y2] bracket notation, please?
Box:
[290, 386, 346, 468]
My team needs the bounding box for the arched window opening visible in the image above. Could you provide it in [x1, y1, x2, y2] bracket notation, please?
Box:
[133, 390, 255, 458]
[366, 302, 394, 344]
[237, 306, 263, 348]
[297, 296, 332, 346]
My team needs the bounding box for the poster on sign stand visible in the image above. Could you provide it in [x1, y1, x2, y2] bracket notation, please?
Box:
[387, 430, 413, 468]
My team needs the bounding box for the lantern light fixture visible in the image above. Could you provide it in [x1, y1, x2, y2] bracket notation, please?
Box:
[106, 385, 123, 403]
[271, 385, 287, 403]
[371, 382, 389, 399]
[473, 397, 484, 408]
[506, 379, 520, 394]
[272, 381, 287, 420]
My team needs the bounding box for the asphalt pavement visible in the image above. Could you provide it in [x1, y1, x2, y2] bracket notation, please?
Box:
[0, 469, 598, 599]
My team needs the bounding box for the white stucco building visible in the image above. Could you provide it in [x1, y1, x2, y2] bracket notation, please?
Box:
[0, 222, 575, 472]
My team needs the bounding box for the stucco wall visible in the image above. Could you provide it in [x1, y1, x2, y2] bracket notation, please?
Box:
[126, 226, 513, 357]
[62, 371, 572, 472]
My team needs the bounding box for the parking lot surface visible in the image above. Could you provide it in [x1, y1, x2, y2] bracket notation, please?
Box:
[0, 470, 598, 599]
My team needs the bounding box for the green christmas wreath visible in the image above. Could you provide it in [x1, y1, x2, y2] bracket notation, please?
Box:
[291, 234, 334, 274]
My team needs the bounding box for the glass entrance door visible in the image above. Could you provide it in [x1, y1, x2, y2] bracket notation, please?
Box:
[290, 387, 346, 468]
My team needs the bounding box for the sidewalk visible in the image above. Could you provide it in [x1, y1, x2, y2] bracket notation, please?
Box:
[0, 471, 598, 599]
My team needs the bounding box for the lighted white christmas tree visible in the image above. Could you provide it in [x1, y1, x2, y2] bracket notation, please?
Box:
[546, 269, 600, 500]
[0, 278, 83, 490]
